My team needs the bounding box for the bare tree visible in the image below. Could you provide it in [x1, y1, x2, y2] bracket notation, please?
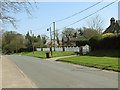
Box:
[1, 0, 37, 28]
[87, 15, 104, 34]
[82, 27, 98, 39]
[0, 30, 2, 53]
[62, 28, 76, 45]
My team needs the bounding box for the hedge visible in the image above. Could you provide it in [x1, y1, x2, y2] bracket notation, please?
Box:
[76, 39, 89, 47]
[89, 34, 120, 50]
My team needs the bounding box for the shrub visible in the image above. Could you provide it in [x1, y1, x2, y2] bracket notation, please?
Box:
[102, 33, 116, 38]
[89, 34, 120, 50]
[89, 35, 102, 50]
[58, 45, 76, 47]
[42, 45, 47, 48]
[76, 39, 89, 47]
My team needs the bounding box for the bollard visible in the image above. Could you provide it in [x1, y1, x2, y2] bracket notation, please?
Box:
[50, 47, 52, 51]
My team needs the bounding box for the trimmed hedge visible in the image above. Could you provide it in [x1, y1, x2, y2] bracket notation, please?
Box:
[76, 34, 120, 50]
[89, 35, 102, 50]
[89, 34, 120, 50]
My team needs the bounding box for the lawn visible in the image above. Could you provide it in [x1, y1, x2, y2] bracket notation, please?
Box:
[56, 56, 119, 72]
[12, 51, 76, 58]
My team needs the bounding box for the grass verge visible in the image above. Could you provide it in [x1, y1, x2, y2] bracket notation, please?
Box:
[12, 51, 76, 58]
[56, 56, 119, 72]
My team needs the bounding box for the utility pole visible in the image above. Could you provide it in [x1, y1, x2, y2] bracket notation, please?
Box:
[53, 22, 55, 51]
[47, 27, 52, 56]
[30, 30, 34, 54]
[50, 27, 53, 56]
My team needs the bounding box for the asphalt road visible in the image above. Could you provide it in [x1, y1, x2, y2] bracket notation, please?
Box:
[6, 55, 118, 88]
[0, 55, 2, 89]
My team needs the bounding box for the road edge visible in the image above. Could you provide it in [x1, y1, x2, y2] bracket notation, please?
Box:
[2, 56, 38, 88]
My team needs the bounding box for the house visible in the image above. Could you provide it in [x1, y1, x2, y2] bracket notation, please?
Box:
[58, 40, 62, 46]
[62, 32, 86, 46]
[45, 39, 58, 47]
[103, 17, 120, 34]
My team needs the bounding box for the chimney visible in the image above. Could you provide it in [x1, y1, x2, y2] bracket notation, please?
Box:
[110, 17, 115, 25]
[74, 32, 77, 38]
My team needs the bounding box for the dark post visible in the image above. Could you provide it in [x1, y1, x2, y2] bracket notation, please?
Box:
[47, 27, 52, 56]
[79, 46, 83, 55]
[41, 48, 43, 51]
[30, 30, 34, 54]
[63, 46, 65, 52]
[50, 27, 53, 56]
[53, 22, 55, 51]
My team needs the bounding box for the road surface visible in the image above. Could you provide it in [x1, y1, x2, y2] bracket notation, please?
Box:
[5, 55, 118, 88]
[0, 55, 2, 89]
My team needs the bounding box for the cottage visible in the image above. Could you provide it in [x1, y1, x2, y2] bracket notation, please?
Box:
[45, 40, 58, 47]
[103, 17, 120, 34]
[63, 32, 86, 46]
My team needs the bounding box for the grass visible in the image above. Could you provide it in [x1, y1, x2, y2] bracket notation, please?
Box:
[12, 49, 119, 72]
[12, 51, 76, 58]
[56, 56, 119, 72]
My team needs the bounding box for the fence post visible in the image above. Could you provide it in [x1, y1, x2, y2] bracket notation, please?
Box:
[63, 47, 65, 52]
[50, 47, 52, 51]
[79, 46, 83, 55]
[41, 48, 43, 51]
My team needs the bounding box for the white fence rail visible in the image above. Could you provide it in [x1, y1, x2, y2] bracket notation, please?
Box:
[56, 48, 63, 51]
[36, 45, 90, 54]
[65, 47, 79, 52]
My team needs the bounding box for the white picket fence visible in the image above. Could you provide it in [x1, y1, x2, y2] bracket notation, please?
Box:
[65, 47, 79, 52]
[82, 45, 90, 54]
[36, 45, 90, 54]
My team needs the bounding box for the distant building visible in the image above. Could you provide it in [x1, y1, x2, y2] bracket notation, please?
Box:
[103, 17, 120, 34]
[45, 40, 58, 47]
[63, 32, 86, 46]
[59, 40, 62, 46]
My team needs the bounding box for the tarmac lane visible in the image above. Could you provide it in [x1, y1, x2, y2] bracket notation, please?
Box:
[2, 56, 37, 88]
[0, 55, 2, 89]
[4, 55, 118, 88]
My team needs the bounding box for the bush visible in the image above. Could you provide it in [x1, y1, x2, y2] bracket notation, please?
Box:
[42, 45, 47, 48]
[57, 45, 76, 48]
[89, 35, 102, 50]
[89, 34, 120, 50]
[102, 33, 116, 38]
[76, 39, 89, 47]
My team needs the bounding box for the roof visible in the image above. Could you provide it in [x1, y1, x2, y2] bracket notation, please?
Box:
[63, 36, 86, 42]
[71, 36, 86, 41]
[117, 20, 120, 26]
[103, 19, 120, 34]
[110, 17, 115, 21]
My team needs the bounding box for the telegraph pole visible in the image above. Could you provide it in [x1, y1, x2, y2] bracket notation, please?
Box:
[47, 27, 52, 56]
[53, 22, 55, 51]
[30, 30, 34, 54]
[50, 27, 53, 56]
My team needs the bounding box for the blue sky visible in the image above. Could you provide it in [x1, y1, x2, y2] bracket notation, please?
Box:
[4, 1, 118, 38]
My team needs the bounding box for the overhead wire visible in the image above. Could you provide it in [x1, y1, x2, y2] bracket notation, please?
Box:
[33, 22, 52, 32]
[33, 0, 103, 32]
[33, 0, 118, 33]
[55, 0, 104, 23]
[61, 0, 118, 29]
